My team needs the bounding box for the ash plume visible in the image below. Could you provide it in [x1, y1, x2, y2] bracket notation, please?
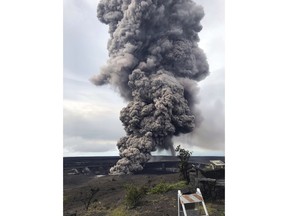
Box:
[92, 0, 209, 174]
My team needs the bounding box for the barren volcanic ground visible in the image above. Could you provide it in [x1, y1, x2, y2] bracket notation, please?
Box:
[64, 172, 225, 216]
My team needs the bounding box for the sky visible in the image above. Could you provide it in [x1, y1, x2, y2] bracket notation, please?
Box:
[63, 0, 225, 157]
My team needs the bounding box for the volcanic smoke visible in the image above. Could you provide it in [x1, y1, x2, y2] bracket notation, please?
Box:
[92, 0, 209, 175]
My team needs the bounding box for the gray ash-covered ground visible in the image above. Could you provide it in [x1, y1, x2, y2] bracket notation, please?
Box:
[64, 162, 224, 216]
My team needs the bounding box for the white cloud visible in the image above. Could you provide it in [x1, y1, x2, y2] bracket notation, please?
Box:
[63, 100, 125, 129]
[64, 135, 118, 153]
[63, 0, 109, 79]
[63, 100, 126, 155]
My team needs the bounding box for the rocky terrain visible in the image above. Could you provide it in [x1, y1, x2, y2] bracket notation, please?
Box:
[64, 172, 224, 216]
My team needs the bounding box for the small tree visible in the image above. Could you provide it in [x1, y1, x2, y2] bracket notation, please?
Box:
[175, 145, 192, 184]
[80, 187, 100, 210]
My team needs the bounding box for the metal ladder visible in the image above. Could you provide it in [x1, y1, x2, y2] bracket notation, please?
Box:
[177, 188, 209, 216]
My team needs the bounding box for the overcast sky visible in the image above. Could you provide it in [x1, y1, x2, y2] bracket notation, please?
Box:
[63, 0, 225, 157]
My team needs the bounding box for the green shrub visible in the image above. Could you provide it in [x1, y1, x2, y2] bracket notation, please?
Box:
[124, 184, 147, 209]
[171, 181, 187, 190]
[148, 182, 171, 194]
[148, 181, 186, 194]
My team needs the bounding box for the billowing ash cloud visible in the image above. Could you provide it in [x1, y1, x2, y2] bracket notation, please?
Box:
[92, 0, 209, 174]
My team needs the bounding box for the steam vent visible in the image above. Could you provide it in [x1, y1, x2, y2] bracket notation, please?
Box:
[92, 0, 209, 175]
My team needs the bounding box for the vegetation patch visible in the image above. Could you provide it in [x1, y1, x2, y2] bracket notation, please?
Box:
[110, 205, 130, 216]
[124, 184, 147, 209]
[148, 181, 187, 194]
